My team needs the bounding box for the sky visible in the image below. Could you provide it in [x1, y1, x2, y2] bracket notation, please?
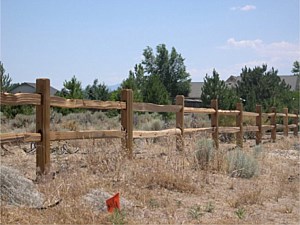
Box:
[1, 0, 299, 90]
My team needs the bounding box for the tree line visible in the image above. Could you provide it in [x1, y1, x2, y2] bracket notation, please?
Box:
[1, 44, 299, 118]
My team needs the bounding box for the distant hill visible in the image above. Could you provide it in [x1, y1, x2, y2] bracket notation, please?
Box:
[108, 84, 120, 91]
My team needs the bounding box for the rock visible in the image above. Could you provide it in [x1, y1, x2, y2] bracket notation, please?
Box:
[0, 165, 44, 208]
[82, 189, 134, 212]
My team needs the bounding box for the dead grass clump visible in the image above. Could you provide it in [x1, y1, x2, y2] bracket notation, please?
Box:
[137, 170, 196, 193]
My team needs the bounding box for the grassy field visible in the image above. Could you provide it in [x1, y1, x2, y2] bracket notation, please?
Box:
[1, 112, 299, 224]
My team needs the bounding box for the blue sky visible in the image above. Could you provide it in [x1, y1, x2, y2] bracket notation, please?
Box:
[1, 0, 299, 89]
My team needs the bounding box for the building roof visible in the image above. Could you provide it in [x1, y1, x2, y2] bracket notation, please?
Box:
[279, 75, 299, 91]
[10, 82, 59, 95]
[188, 82, 204, 99]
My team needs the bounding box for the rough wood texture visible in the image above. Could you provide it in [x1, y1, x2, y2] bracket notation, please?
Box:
[293, 110, 299, 137]
[184, 127, 214, 134]
[211, 99, 219, 149]
[218, 110, 240, 116]
[0, 133, 41, 143]
[288, 113, 298, 118]
[35, 79, 51, 176]
[50, 96, 125, 109]
[243, 111, 259, 117]
[219, 127, 240, 133]
[0, 93, 41, 105]
[283, 108, 289, 137]
[236, 103, 243, 148]
[133, 129, 181, 138]
[50, 130, 125, 141]
[270, 107, 276, 142]
[121, 89, 133, 159]
[262, 125, 275, 131]
[176, 95, 184, 151]
[133, 102, 181, 112]
[244, 126, 259, 132]
[184, 107, 215, 114]
[256, 105, 262, 145]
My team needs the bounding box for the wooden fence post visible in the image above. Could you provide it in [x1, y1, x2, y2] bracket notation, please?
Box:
[176, 95, 184, 151]
[211, 99, 219, 149]
[283, 108, 289, 137]
[36, 78, 51, 177]
[256, 105, 262, 145]
[293, 110, 299, 137]
[121, 89, 133, 158]
[270, 107, 276, 142]
[236, 102, 243, 148]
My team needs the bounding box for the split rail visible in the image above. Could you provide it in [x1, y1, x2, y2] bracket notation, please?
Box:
[0, 78, 298, 177]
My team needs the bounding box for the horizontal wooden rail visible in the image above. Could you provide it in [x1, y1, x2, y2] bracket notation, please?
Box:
[219, 126, 240, 133]
[50, 96, 126, 110]
[133, 128, 181, 138]
[244, 126, 259, 132]
[276, 113, 286, 117]
[276, 124, 285, 129]
[133, 102, 182, 113]
[243, 111, 259, 117]
[218, 110, 240, 116]
[288, 124, 297, 129]
[50, 130, 125, 141]
[0, 133, 41, 143]
[0, 93, 41, 105]
[262, 125, 274, 131]
[288, 113, 298, 118]
[184, 107, 216, 114]
[184, 127, 214, 134]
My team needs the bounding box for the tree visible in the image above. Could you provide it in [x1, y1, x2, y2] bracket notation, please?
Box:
[55, 75, 84, 114]
[0, 61, 13, 92]
[0, 62, 33, 118]
[236, 65, 292, 112]
[120, 64, 144, 102]
[142, 74, 170, 105]
[84, 79, 109, 101]
[291, 61, 300, 76]
[142, 44, 191, 101]
[200, 69, 237, 109]
[57, 75, 84, 99]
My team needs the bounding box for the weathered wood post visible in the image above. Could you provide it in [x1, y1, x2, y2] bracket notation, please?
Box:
[293, 110, 299, 137]
[270, 107, 276, 142]
[36, 78, 51, 177]
[283, 108, 289, 137]
[211, 99, 219, 149]
[255, 105, 262, 145]
[176, 95, 184, 151]
[236, 102, 243, 148]
[121, 89, 133, 159]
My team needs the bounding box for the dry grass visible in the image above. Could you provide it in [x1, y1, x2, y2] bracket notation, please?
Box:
[0, 112, 299, 224]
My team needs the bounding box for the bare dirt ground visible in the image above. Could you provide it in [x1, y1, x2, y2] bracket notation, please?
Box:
[1, 134, 299, 224]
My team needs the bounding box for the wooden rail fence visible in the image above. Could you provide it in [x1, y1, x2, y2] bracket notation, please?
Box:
[0, 78, 299, 177]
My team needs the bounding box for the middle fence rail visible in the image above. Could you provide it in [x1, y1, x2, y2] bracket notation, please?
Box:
[0, 78, 299, 178]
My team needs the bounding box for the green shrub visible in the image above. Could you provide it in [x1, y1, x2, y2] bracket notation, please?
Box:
[195, 138, 215, 169]
[226, 149, 259, 178]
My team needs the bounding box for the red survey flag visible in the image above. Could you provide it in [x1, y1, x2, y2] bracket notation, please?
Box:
[106, 193, 120, 213]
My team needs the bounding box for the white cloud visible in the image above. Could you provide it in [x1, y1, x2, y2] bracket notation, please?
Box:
[221, 38, 300, 75]
[227, 38, 263, 49]
[241, 5, 256, 11]
[230, 5, 256, 11]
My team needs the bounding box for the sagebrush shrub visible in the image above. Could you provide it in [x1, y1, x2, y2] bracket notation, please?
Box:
[226, 148, 259, 178]
[195, 138, 215, 169]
